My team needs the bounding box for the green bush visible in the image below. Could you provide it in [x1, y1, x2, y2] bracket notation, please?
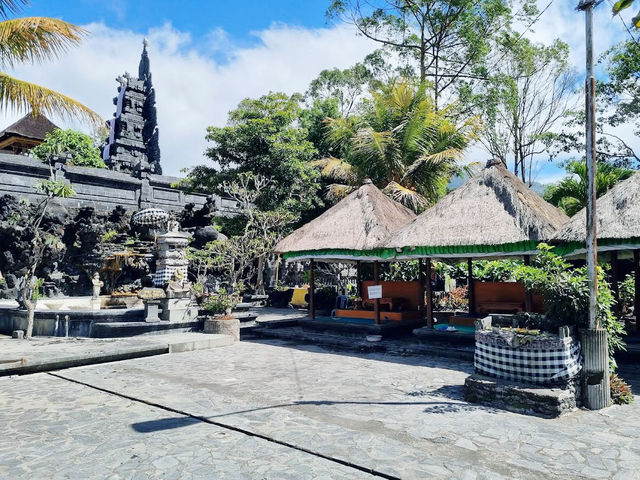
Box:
[32, 129, 106, 168]
[202, 293, 238, 315]
[514, 244, 626, 369]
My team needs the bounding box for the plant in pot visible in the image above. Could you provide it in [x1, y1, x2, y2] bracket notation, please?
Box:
[202, 292, 241, 341]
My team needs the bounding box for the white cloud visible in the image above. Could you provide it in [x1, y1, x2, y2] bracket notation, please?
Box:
[0, 22, 375, 176]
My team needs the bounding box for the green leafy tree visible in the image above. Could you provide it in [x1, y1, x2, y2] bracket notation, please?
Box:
[31, 129, 105, 168]
[327, 0, 520, 108]
[18, 179, 75, 338]
[0, 0, 100, 124]
[460, 35, 575, 185]
[543, 160, 633, 217]
[321, 78, 478, 211]
[185, 92, 321, 220]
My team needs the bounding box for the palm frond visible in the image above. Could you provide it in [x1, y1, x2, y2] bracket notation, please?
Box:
[324, 183, 356, 203]
[0, 1, 25, 20]
[0, 17, 86, 68]
[310, 157, 358, 183]
[0, 72, 102, 126]
[382, 181, 429, 213]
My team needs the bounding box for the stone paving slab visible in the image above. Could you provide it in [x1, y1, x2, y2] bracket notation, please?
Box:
[0, 372, 369, 480]
[36, 339, 640, 479]
[0, 333, 234, 376]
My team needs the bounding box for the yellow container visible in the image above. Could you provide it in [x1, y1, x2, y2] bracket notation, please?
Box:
[290, 286, 309, 307]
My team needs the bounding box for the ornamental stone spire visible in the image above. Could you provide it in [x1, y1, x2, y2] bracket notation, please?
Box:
[102, 39, 162, 177]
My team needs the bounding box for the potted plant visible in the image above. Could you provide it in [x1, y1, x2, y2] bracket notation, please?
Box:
[202, 292, 241, 341]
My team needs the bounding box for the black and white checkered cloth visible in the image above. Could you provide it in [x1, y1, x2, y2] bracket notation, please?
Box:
[474, 337, 581, 385]
[132, 208, 169, 227]
[154, 266, 188, 287]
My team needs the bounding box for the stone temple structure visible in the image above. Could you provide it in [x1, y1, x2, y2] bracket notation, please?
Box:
[102, 39, 162, 176]
[0, 41, 239, 215]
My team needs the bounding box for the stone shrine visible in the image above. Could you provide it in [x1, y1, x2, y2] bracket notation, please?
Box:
[102, 39, 162, 176]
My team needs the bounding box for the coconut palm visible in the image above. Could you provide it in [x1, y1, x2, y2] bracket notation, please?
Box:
[543, 160, 634, 217]
[318, 79, 478, 212]
[0, 0, 100, 124]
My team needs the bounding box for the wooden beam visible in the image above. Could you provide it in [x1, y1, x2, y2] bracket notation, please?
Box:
[635, 250, 640, 334]
[309, 259, 315, 320]
[425, 259, 433, 329]
[523, 255, 532, 312]
[418, 259, 425, 315]
[373, 261, 380, 325]
[468, 258, 476, 315]
[356, 261, 362, 297]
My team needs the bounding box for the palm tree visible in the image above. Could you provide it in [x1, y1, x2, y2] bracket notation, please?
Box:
[543, 160, 634, 217]
[317, 79, 478, 212]
[0, 0, 101, 124]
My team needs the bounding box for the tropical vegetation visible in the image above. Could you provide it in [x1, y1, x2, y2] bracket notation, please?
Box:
[0, 0, 100, 124]
[32, 129, 105, 168]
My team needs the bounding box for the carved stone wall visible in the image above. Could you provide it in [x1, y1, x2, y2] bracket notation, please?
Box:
[0, 152, 239, 214]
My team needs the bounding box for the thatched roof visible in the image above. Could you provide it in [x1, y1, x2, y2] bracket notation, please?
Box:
[386, 160, 569, 258]
[0, 112, 57, 142]
[275, 180, 415, 260]
[552, 171, 640, 254]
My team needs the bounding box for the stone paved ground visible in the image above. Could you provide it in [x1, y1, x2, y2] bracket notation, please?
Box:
[1, 339, 639, 479]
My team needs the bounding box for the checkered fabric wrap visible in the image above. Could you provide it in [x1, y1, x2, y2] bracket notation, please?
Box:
[154, 266, 188, 287]
[474, 337, 581, 385]
[132, 208, 169, 227]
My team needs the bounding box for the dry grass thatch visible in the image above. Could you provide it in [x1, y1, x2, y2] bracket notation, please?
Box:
[386, 160, 569, 252]
[553, 171, 640, 243]
[275, 180, 415, 256]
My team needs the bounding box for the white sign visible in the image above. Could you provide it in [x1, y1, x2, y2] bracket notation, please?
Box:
[368, 285, 382, 299]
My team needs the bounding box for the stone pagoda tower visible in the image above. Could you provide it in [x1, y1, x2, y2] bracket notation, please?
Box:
[102, 39, 162, 177]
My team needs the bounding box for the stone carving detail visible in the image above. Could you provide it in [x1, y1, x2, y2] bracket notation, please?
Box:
[102, 39, 162, 177]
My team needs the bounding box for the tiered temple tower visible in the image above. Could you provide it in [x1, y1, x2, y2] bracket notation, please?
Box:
[102, 39, 162, 177]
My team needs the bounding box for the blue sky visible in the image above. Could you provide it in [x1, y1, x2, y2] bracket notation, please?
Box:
[24, 0, 331, 47]
[4, 1, 637, 181]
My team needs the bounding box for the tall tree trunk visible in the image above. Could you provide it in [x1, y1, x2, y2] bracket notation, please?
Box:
[255, 254, 266, 295]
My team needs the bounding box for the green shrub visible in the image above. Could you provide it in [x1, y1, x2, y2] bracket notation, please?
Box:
[202, 293, 238, 315]
[514, 244, 626, 369]
[610, 373, 634, 405]
[32, 129, 106, 168]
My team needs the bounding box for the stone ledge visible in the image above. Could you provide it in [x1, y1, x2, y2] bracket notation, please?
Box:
[464, 373, 580, 418]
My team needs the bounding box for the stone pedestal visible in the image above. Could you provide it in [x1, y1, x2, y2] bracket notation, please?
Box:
[154, 229, 189, 288]
[90, 298, 101, 312]
[144, 300, 162, 323]
[203, 317, 240, 342]
[160, 298, 197, 323]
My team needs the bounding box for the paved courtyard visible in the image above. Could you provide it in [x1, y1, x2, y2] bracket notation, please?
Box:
[1, 339, 639, 479]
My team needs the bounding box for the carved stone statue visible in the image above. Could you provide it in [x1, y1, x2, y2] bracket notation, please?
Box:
[91, 272, 103, 299]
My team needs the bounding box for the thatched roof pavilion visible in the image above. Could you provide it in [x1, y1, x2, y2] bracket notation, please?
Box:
[275, 179, 415, 261]
[553, 171, 640, 256]
[385, 160, 569, 259]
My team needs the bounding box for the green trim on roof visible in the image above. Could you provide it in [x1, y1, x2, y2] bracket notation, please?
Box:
[394, 240, 539, 257]
[281, 240, 541, 260]
[553, 237, 640, 256]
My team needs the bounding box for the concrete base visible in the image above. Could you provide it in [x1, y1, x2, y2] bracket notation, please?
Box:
[204, 317, 240, 342]
[160, 298, 198, 323]
[299, 318, 425, 338]
[464, 373, 580, 418]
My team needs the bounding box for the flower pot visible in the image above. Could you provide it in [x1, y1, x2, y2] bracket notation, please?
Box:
[203, 315, 240, 342]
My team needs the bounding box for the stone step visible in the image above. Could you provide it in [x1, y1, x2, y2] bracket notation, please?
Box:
[91, 319, 203, 338]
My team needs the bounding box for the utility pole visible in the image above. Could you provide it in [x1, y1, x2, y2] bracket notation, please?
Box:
[577, 0, 609, 410]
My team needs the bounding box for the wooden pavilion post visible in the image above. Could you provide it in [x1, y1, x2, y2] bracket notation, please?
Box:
[611, 251, 620, 319]
[356, 261, 362, 297]
[425, 259, 433, 328]
[309, 259, 316, 320]
[635, 250, 640, 334]
[523, 255, 532, 312]
[467, 258, 476, 315]
[418, 259, 425, 315]
[373, 260, 380, 325]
